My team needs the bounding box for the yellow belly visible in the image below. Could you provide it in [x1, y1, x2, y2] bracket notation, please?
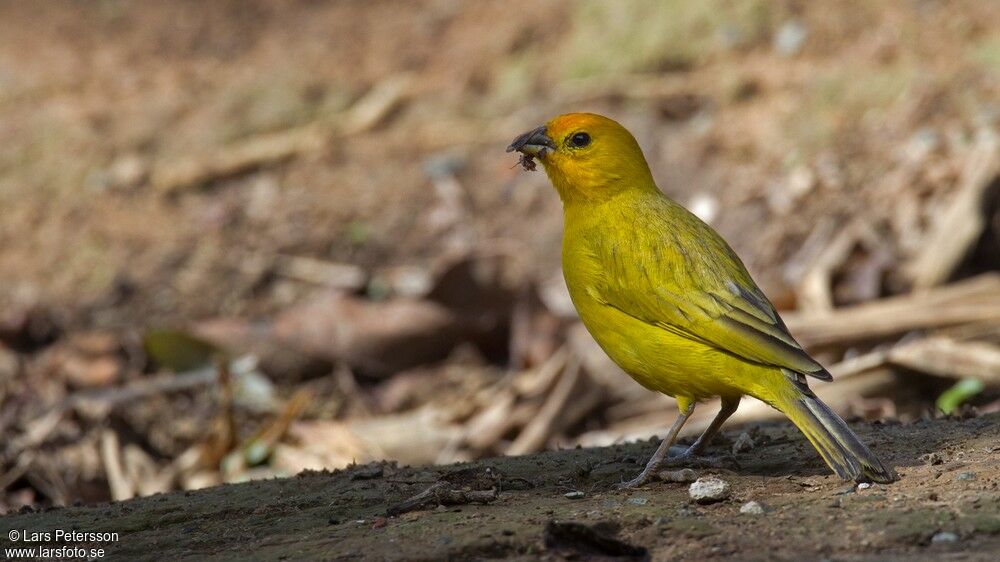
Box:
[572, 292, 769, 402]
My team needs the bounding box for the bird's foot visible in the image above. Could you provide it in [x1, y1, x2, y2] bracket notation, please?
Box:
[661, 448, 739, 469]
[613, 470, 655, 490]
[612, 459, 662, 490]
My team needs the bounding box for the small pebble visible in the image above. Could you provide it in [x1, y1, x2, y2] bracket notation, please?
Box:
[931, 531, 959, 544]
[773, 20, 808, 56]
[626, 497, 649, 506]
[658, 468, 697, 483]
[731, 432, 755, 455]
[564, 491, 585, 500]
[920, 452, 943, 465]
[954, 471, 976, 481]
[689, 477, 731, 504]
[857, 482, 872, 490]
[739, 501, 766, 515]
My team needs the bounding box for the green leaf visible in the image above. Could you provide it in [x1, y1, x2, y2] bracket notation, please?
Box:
[936, 377, 985, 415]
[143, 328, 221, 372]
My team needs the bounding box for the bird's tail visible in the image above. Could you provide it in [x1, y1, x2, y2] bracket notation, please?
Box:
[776, 390, 898, 484]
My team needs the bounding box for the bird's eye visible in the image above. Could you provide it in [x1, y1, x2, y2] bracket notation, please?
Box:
[570, 132, 591, 148]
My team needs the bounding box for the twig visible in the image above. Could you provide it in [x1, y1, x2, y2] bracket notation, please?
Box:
[0, 452, 35, 492]
[273, 255, 367, 291]
[461, 391, 516, 451]
[339, 74, 411, 136]
[794, 219, 882, 312]
[888, 337, 1000, 382]
[100, 430, 133, 501]
[70, 367, 217, 410]
[386, 481, 498, 516]
[908, 129, 999, 288]
[152, 124, 327, 194]
[507, 353, 581, 455]
[784, 273, 1000, 348]
[149, 74, 411, 195]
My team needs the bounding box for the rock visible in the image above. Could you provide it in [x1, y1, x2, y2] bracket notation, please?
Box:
[658, 468, 697, 483]
[773, 21, 808, 56]
[600, 498, 622, 509]
[900, 128, 939, 164]
[931, 531, 959, 544]
[731, 432, 755, 455]
[920, 452, 943, 465]
[857, 482, 873, 491]
[954, 471, 976, 481]
[626, 497, 648, 506]
[739, 501, 767, 515]
[689, 477, 731, 504]
[107, 153, 149, 190]
[564, 491, 585, 500]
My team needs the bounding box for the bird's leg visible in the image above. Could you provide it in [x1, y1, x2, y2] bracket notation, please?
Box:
[614, 401, 695, 489]
[662, 397, 740, 468]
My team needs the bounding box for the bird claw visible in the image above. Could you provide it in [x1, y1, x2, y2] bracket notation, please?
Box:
[612, 474, 652, 490]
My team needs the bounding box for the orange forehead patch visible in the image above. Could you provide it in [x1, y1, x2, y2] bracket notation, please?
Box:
[545, 113, 625, 142]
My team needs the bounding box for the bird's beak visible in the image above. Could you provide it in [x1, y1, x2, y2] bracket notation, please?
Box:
[506, 126, 556, 158]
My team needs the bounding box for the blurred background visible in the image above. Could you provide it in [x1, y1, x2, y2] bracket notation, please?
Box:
[0, 0, 998, 511]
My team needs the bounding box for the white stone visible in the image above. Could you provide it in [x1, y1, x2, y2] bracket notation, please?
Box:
[689, 477, 731, 503]
[740, 501, 766, 515]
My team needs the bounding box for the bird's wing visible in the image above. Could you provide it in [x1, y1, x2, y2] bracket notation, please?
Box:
[592, 227, 830, 380]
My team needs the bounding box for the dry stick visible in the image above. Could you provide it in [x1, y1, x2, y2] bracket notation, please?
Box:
[460, 391, 517, 451]
[123, 445, 174, 497]
[795, 219, 883, 313]
[908, 129, 1000, 289]
[512, 346, 568, 398]
[0, 452, 35, 492]
[507, 353, 581, 456]
[5, 408, 65, 462]
[151, 73, 411, 194]
[386, 481, 498, 516]
[151, 124, 327, 194]
[5, 367, 218, 464]
[888, 337, 1000, 383]
[783, 273, 1000, 348]
[72, 367, 218, 410]
[100, 430, 133, 501]
[783, 216, 837, 312]
[272, 255, 367, 291]
[24, 463, 69, 507]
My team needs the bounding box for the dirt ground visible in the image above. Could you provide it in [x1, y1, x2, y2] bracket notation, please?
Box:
[3, 414, 998, 561]
[2, 1, 1000, 560]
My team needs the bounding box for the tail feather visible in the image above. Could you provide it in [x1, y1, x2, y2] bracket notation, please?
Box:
[780, 392, 898, 484]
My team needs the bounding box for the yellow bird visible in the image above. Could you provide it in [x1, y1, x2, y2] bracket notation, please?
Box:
[508, 113, 897, 488]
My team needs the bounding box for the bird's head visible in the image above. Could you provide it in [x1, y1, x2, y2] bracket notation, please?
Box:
[507, 113, 656, 203]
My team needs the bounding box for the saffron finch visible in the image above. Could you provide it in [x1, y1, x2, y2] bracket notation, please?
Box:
[508, 113, 897, 488]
